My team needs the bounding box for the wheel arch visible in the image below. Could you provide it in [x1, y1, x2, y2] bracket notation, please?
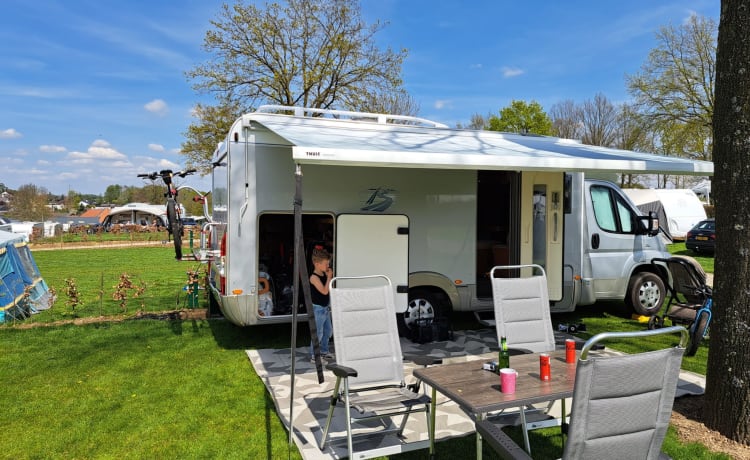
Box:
[408, 271, 459, 312]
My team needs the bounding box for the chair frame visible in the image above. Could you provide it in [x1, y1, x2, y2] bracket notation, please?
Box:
[319, 275, 439, 458]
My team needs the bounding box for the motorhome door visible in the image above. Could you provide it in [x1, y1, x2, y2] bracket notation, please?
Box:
[520, 172, 564, 301]
[335, 214, 409, 312]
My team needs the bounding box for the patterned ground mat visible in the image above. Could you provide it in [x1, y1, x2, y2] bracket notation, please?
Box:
[246, 328, 705, 460]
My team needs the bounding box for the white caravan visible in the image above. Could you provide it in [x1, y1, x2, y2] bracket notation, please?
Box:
[622, 188, 708, 240]
[205, 106, 713, 327]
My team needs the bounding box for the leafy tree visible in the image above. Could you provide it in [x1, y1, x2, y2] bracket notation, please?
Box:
[64, 189, 81, 214]
[707, 0, 750, 444]
[181, 100, 242, 175]
[184, 0, 409, 170]
[626, 13, 716, 161]
[487, 100, 552, 135]
[8, 184, 50, 221]
[104, 185, 123, 204]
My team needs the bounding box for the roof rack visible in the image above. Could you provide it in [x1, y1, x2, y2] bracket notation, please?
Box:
[254, 105, 449, 128]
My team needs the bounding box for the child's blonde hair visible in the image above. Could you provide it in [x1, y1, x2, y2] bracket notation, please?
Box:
[311, 245, 330, 264]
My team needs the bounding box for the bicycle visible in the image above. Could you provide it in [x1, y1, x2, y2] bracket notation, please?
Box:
[137, 169, 196, 260]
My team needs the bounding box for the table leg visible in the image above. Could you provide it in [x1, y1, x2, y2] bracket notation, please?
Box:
[520, 407, 531, 454]
[476, 413, 484, 460]
[429, 386, 437, 459]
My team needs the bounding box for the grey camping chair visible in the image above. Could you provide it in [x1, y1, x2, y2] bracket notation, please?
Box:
[489, 264, 558, 453]
[477, 326, 688, 459]
[320, 275, 439, 458]
[491, 264, 556, 353]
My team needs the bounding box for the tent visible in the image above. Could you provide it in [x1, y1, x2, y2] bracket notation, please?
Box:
[0, 230, 52, 323]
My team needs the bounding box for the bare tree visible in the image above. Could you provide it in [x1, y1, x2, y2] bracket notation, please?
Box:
[706, 0, 750, 444]
[549, 99, 582, 139]
[579, 93, 619, 147]
[184, 0, 410, 170]
[8, 184, 50, 221]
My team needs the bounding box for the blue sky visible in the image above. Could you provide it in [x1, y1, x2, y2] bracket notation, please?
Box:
[0, 0, 719, 196]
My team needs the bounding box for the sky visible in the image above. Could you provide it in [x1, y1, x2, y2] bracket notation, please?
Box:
[0, 0, 719, 196]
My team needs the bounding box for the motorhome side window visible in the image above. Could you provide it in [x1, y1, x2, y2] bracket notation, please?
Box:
[590, 185, 636, 234]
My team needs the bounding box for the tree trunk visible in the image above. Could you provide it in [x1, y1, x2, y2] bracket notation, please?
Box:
[706, 0, 750, 444]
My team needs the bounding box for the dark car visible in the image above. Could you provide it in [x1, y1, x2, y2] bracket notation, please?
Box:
[686, 218, 715, 254]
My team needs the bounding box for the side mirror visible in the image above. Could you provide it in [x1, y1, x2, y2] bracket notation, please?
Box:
[637, 211, 660, 236]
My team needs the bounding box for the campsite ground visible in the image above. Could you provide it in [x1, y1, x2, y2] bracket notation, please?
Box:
[7, 243, 747, 458]
[10, 308, 748, 459]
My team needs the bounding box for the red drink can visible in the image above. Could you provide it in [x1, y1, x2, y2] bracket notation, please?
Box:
[540, 353, 551, 381]
[565, 339, 576, 364]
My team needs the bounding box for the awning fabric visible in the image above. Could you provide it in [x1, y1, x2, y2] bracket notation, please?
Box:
[242, 113, 713, 176]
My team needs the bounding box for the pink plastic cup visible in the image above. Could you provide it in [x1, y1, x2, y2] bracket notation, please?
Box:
[500, 368, 518, 394]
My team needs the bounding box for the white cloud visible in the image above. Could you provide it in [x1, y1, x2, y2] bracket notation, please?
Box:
[37, 159, 51, 166]
[470, 63, 483, 69]
[1, 128, 22, 139]
[39, 144, 67, 153]
[434, 100, 452, 110]
[501, 67, 525, 78]
[66, 140, 128, 163]
[144, 99, 169, 116]
[148, 143, 165, 152]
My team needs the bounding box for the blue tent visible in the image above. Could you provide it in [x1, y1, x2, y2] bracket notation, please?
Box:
[0, 230, 51, 323]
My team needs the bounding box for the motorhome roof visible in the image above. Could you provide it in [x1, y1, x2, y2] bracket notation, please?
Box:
[237, 107, 714, 176]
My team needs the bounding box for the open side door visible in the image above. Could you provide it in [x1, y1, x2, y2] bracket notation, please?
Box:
[520, 172, 564, 301]
[335, 214, 409, 313]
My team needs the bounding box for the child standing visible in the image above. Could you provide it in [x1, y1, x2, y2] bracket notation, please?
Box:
[310, 246, 334, 362]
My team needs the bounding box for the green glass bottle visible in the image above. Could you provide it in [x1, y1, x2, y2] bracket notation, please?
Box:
[499, 336, 510, 370]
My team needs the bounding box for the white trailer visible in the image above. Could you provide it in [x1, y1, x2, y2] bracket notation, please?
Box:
[622, 188, 707, 240]
[204, 106, 713, 327]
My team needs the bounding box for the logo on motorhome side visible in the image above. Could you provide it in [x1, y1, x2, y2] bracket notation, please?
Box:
[361, 187, 397, 212]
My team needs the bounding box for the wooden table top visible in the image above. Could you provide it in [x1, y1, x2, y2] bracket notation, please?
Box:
[413, 350, 577, 415]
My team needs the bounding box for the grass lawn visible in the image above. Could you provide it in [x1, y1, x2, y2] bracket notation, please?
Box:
[0, 246, 727, 459]
[21, 247, 206, 323]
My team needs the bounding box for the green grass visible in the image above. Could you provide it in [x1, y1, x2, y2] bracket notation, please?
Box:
[0, 246, 727, 459]
[0, 319, 298, 459]
[18, 247, 205, 324]
[668, 241, 715, 272]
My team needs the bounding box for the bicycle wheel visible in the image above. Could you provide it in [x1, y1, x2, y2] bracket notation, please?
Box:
[686, 310, 710, 357]
[166, 199, 183, 260]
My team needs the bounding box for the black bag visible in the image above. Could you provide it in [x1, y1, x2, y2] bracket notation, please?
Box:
[410, 317, 453, 344]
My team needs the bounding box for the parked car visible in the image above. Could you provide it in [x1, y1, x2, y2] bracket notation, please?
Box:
[686, 218, 715, 254]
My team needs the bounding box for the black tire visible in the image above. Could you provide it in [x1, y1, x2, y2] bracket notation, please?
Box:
[167, 199, 183, 260]
[628, 272, 665, 316]
[686, 310, 709, 357]
[398, 289, 445, 336]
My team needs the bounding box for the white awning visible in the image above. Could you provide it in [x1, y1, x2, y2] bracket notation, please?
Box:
[243, 112, 713, 176]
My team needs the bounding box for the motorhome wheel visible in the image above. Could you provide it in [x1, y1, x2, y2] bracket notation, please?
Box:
[402, 289, 444, 332]
[629, 272, 665, 316]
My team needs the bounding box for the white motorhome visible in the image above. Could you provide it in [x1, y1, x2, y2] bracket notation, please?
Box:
[622, 188, 707, 240]
[204, 106, 713, 327]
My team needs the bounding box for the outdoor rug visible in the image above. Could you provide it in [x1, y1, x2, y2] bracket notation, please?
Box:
[246, 328, 705, 460]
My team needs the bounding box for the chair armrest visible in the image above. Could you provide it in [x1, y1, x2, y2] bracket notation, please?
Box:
[476, 419, 532, 460]
[326, 362, 357, 378]
[404, 354, 443, 366]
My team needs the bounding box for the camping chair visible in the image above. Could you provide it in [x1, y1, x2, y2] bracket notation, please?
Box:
[320, 275, 439, 458]
[477, 326, 688, 460]
[489, 264, 557, 453]
[650, 256, 711, 328]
